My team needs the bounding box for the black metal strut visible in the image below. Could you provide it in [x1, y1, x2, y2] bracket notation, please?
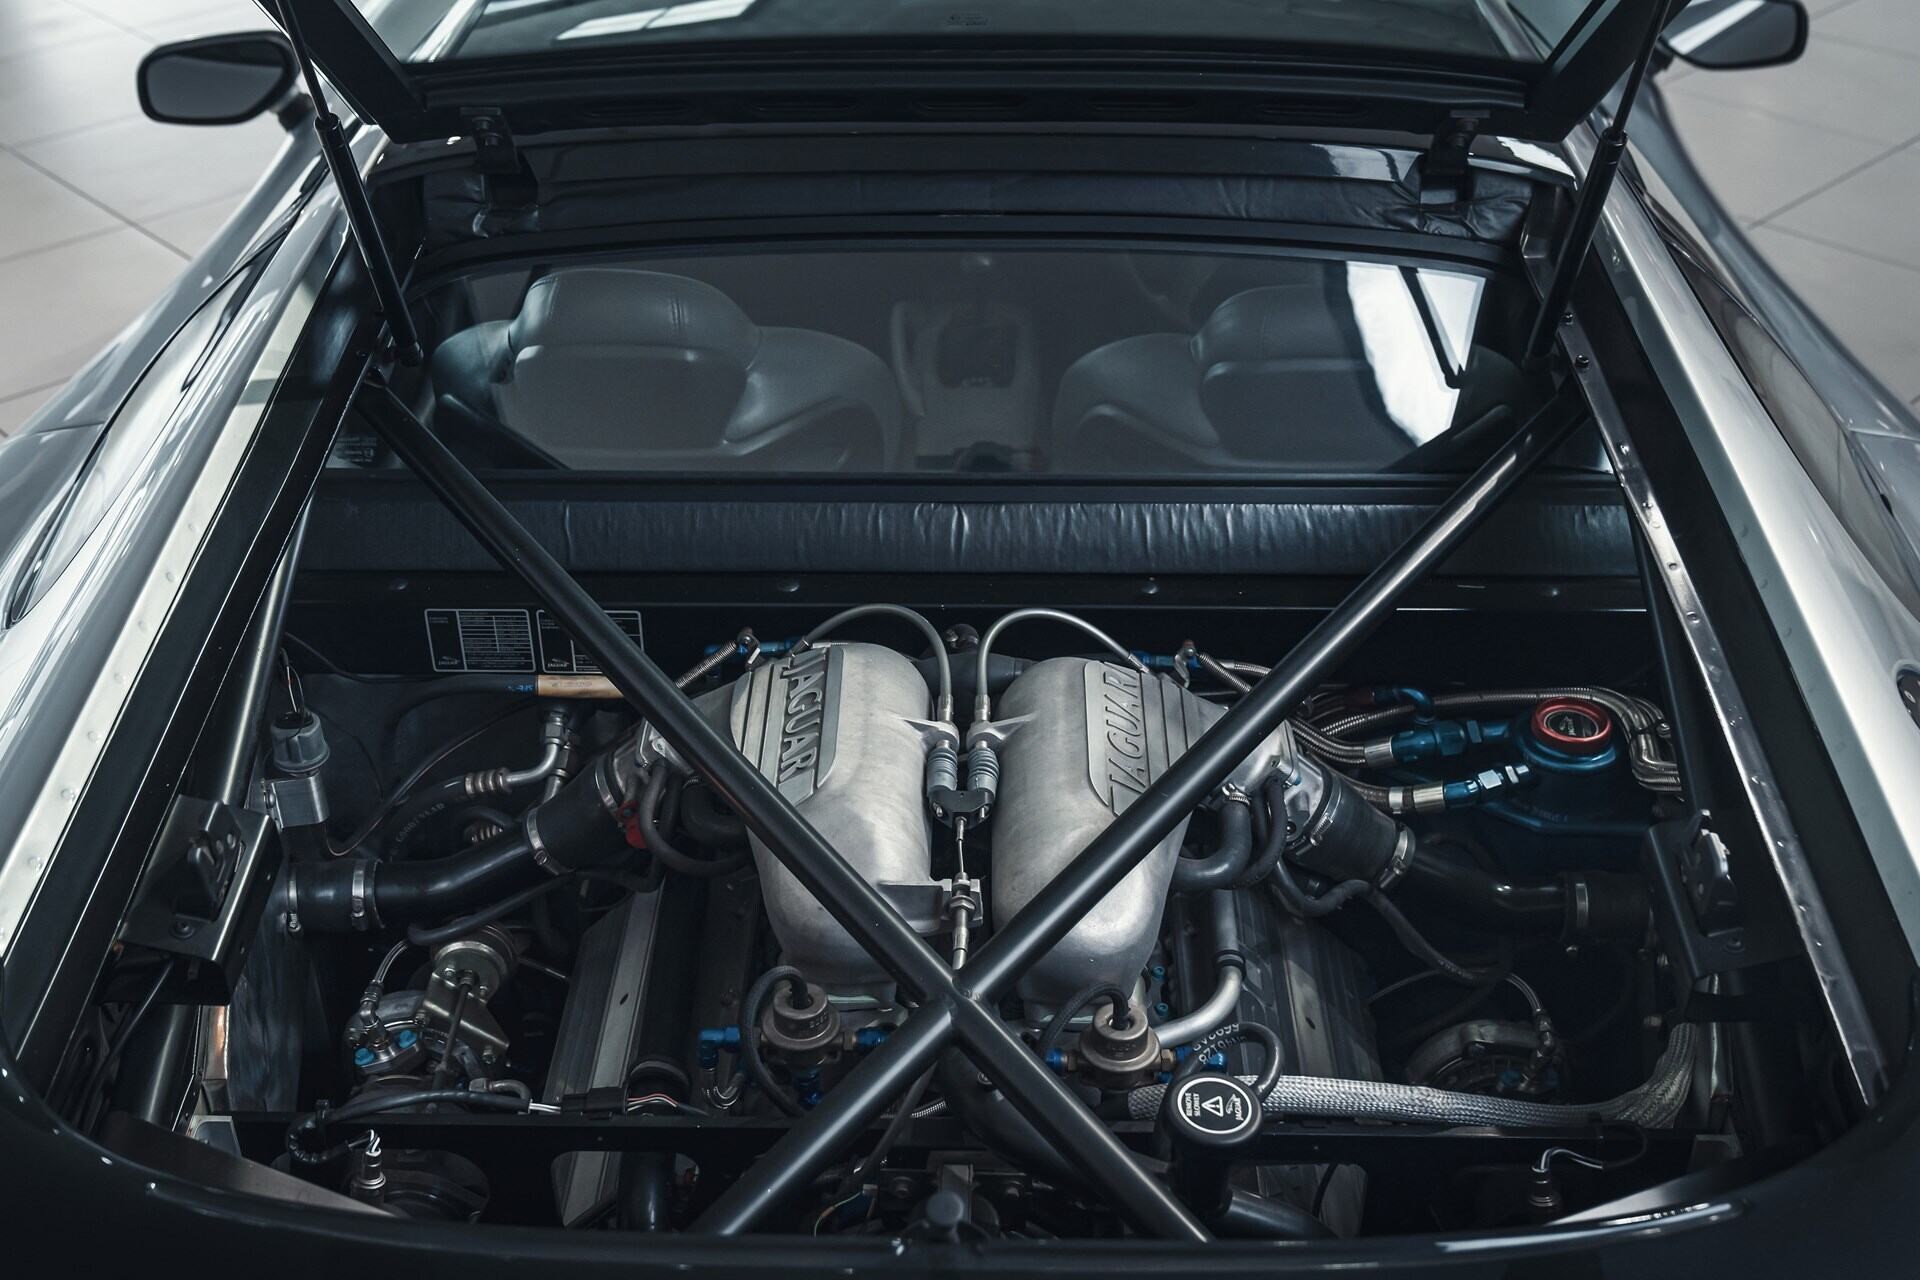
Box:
[276, 1, 422, 365]
[1525, 0, 1672, 362]
[358, 380, 1585, 1236]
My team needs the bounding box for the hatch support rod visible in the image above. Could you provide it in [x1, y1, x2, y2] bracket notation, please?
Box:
[1525, 0, 1672, 363]
[276, 1, 422, 365]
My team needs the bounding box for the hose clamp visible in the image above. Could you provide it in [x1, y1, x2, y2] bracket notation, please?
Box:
[1376, 827, 1415, 891]
[524, 809, 560, 874]
[592, 752, 622, 820]
[282, 872, 302, 935]
[349, 862, 380, 931]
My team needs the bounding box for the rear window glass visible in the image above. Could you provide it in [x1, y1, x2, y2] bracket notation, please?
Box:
[397, 248, 1545, 476]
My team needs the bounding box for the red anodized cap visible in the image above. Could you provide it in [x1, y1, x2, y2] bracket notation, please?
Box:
[1529, 698, 1613, 756]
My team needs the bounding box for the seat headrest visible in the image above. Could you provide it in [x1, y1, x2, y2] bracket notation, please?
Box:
[507, 269, 761, 365]
[1190, 283, 1349, 369]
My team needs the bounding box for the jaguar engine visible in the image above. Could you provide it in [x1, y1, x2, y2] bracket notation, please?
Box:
[89, 598, 1724, 1241]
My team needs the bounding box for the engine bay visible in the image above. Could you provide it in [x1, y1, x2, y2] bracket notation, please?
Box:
[55, 571, 1839, 1241]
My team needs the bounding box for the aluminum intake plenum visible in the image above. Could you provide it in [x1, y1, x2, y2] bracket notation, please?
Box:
[729, 642, 945, 995]
[978, 658, 1287, 1014]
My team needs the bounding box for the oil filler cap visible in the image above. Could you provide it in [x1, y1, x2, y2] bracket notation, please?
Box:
[1164, 1073, 1261, 1148]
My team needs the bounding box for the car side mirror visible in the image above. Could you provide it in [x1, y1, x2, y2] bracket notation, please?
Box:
[1661, 0, 1809, 71]
[137, 32, 299, 126]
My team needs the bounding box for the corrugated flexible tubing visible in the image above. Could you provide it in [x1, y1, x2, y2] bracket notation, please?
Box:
[1128, 1023, 1696, 1129]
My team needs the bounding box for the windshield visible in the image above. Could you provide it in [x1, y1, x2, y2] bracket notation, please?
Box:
[358, 0, 1587, 64]
[380, 247, 1550, 478]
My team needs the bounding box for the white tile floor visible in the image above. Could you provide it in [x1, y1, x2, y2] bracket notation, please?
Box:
[1662, 0, 1920, 404]
[0, 0, 281, 434]
[0, 0, 1915, 437]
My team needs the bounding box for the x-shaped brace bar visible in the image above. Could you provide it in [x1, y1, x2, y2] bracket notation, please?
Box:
[360, 378, 1584, 1238]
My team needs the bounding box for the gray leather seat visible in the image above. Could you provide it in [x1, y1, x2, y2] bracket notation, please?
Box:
[431, 269, 901, 470]
[1051, 280, 1523, 473]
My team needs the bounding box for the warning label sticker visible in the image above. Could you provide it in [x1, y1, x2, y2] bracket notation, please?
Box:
[1173, 1076, 1258, 1139]
[423, 609, 535, 673]
[536, 609, 644, 673]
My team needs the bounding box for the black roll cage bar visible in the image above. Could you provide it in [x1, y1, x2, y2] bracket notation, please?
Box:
[321, 0, 1657, 1235]
[357, 379, 1588, 1237]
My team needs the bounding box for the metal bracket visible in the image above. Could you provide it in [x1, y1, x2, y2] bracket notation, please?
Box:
[1418, 115, 1480, 205]
[461, 107, 520, 176]
[120, 794, 277, 1000]
[266, 773, 328, 829]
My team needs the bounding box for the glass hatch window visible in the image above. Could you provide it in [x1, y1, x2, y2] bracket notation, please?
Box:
[356, 0, 1593, 64]
[391, 247, 1546, 477]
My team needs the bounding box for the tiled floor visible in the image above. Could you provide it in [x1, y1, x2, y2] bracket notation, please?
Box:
[1662, 0, 1920, 406]
[0, 0, 282, 436]
[0, 0, 1915, 439]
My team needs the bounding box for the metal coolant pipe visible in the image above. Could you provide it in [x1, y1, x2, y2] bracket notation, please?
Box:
[1156, 889, 1245, 1047]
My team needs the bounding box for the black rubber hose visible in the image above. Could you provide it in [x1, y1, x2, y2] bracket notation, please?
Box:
[405, 875, 577, 949]
[1170, 800, 1254, 893]
[404, 866, 652, 949]
[1397, 849, 1648, 939]
[294, 831, 540, 933]
[739, 965, 807, 1117]
[293, 761, 635, 932]
[676, 778, 748, 850]
[1033, 982, 1135, 1064]
[1266, 860, 1373, 920]
[1174, 1021, 1285, 1101]
[637, 768, 752, 878]
[77, 958, 176, 1122]
[331, 699, 537, 856]
[383, 774, 476, 851]
[838, 1068, 934, 1196]
[362, 832, 534, 907]
[1233, 781, 1293, 887]
[1364, 892, 1494, 985]
[1211, 1190, 1336, 1241]
[1239, 777, 1375, 910]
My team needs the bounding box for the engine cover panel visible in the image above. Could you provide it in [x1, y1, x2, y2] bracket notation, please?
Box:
[989, 658, 1278, 1013]
[729, 642, 939, 993]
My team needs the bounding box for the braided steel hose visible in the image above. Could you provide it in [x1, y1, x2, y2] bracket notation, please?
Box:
[1128, 1023, 1696, 1129]
[1311, 687, 1680, 793]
